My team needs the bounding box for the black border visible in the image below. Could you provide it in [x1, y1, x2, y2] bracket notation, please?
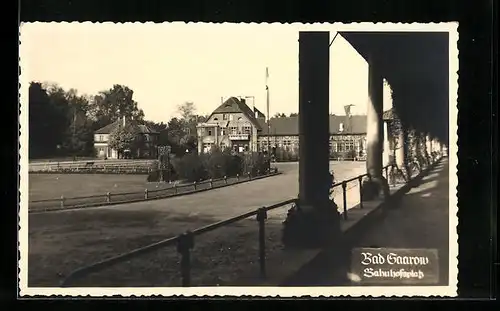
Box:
[7, 0, 497, 305]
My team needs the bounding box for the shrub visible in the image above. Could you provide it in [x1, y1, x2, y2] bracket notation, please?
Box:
[146, 162, 178, 182]
[172, 152, 208, 182]
[241, 152, 268, 176]
[347, 149, 357, 160]
[227, 153, 244, 177]
[330, 151, 341, 160]
[275, 147, 284, 162]
[204, 147, 229, 179]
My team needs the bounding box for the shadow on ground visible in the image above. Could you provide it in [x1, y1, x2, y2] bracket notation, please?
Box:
[283, 160, 450, 287]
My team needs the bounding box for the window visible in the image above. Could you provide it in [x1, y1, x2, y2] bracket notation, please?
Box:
[208, 129, 212, 136]
[238, 117, 243, 121]
[220, 129, 225, 135]
[345, 141, 354, 151]
[339, 123, 344, 132]
[337, 142, 344, 152]
[243, 126, 251, 134]
[213, 117, 218, 121]
[223, 114, 228, 120]
[229, 114, 234, 121]
[230, 127, 237, 134]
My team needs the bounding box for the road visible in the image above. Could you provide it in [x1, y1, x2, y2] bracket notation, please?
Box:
[44, 161, 366, 219]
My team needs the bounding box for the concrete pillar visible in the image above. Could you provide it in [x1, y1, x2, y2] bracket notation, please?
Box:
[383, 121, 391, 166]
[282, 31, 340, 249]
[396, 124, 411, 178]
[252, 127, 258, 152]
[197, 127, 203, 154]
[362, 54, 389, 200]
[214, 126, 218, 148]
[297, 32, 331, 207]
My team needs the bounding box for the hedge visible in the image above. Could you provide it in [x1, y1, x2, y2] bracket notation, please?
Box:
[156, 147, 271, 183]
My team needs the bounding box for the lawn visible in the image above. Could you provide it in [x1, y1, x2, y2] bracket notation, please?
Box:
[28, 174, 175, 201]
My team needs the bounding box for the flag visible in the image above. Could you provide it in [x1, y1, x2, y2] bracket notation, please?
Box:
[344, 104, 354, 117]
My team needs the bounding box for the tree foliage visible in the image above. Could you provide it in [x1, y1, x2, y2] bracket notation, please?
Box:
[108, 124, 139, 158]
[28, 82, 150, 159]
[28, 82, 212, 160]
[87, 84, 145, 130]
[29, 82, 93, 158]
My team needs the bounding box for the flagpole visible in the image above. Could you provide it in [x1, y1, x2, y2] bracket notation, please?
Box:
[266, 67, 270, 155]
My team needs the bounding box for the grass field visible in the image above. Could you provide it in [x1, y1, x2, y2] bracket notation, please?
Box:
[29, 174, 175, 201]
[27, 161, 367, 287]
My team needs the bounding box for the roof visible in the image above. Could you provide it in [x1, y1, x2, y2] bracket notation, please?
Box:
[95, 119, 160, 134]
[258, 115, 367, 136]
[210, 97, 263, 130]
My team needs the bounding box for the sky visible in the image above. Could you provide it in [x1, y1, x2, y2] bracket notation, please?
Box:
[21, 22, 377, 123]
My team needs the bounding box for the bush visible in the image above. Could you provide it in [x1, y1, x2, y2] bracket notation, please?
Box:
[172, 152, 208, 182]
[346, 149, 357, 160]
[274, 147, 297, 162]
[223, 150, 244, 177]
[241, 152, 269, 176]
[169, 148, 272, 183]
[202, 147, 242, 179]
[146, 162, 178, 182]
[330, 151, 341, 160]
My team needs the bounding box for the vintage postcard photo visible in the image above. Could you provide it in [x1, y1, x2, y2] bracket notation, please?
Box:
[18, 22, 458, 297]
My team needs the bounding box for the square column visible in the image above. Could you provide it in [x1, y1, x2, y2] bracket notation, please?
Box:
[362, 55, 389, 200]
[383, 121, 391, 166]
[297, 33, 331, 207]
[282, 31, 341, 249]
[395, 123, 410, 181]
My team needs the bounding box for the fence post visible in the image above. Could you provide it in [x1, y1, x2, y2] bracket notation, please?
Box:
[342, 181, 348, 220]
[60, 195, 65, 208]
[144, 189, 148, 200]
[193, 181, 197, 191]
[224, 176, 227, 184]
[209, 179, 213, 188]
[106, 192, 111, 203]
[248, 172, 251, 180]
[358, 176, 363, 209]
[236, 174, 240, 181]
[176, 231, 194, 287]
[256, 207, 267, 278]
[174, 184, 178, 194]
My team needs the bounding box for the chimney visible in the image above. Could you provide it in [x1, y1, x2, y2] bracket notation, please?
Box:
[255, 108, 259, 118]
[122, 115, 126, 127]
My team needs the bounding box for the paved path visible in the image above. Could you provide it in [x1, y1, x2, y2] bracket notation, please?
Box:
[301, 158, 451, 286]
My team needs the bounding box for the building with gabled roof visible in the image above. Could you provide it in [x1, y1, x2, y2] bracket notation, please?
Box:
[94, 116, 160, 159]
[197, 96, 372, 159]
